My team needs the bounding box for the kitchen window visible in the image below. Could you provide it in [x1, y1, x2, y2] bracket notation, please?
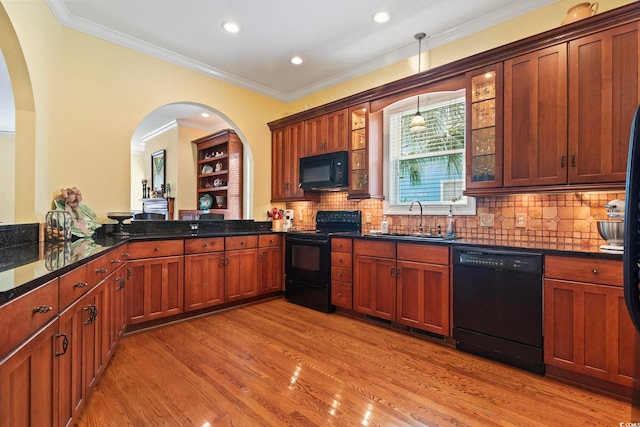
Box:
[383, 89, 476, 216]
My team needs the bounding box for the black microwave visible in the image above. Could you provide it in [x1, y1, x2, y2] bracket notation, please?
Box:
[299, 151, 349, 190]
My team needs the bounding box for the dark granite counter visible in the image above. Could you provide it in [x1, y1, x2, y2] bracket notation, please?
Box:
[0, 219, 277, 307]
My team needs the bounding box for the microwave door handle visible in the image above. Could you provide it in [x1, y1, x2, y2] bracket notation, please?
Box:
[330, 160, 336, 181]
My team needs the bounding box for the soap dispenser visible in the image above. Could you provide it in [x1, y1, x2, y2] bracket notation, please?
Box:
[446, 206, 455, 237]
[381, 215, 389, 234]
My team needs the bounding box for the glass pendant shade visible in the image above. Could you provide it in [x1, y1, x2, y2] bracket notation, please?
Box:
[409, 111, 426, 132]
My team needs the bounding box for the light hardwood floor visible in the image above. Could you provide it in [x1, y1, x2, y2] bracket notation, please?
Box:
[76, 298, 632, 426]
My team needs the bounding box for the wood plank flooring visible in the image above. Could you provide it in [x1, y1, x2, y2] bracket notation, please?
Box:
[76, 298, 632, 426]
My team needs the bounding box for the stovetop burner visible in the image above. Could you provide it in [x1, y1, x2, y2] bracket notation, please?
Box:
[289, 210, 362, 236]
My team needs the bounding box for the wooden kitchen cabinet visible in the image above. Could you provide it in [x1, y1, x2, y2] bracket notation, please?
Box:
[0, 318, 60, 427]
[396, 243, 450, 335]
[271, 122, 310, 202]
[303, 108, 349, 156]
[331, 238, 353, 309]
[224, 236, 258, 302]
[568, 22, 639, 185]
[126, 240, 184, 325]
[353, 240, 396, 321]
[465, 63, 503, 190]
[258, 234, 283, 294]
[192, 129, 243, 219]
[348, 103, 383, 199]
[544, 256, 633, 388]
[503, 45, 568, 187]
[184, 237, 225, 311]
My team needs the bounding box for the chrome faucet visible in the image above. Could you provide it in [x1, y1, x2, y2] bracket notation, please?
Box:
[409, 200, 424, 233]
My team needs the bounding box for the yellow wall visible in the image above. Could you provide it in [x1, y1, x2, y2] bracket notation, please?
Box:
[130, 153, 144, 212]
[0, 132, 15, 223]
[1, 0, 636, 223]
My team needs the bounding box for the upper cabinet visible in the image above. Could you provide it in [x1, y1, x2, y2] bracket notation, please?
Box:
[303, 109, 349, 156]
[568, 22, 640, 184]
[192, 129, 243, 219]
[465, 63, 503, 190]
[503, 44, 568, 187]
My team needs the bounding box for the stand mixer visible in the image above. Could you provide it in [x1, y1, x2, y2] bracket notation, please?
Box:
[597, 199, 625, 252]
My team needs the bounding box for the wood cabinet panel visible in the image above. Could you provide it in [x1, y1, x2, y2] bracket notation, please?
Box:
[271, 122, 307, 201]
[225, 235, 258, 251]
[258, 245, 282, 294]
[331, 281, 353, 309]
[331, 252, 352, 268]
[0, 319, 59, 427]
[568, 22, 640, 184]
[353, 254, 396, 320]
[544, 256, 622, 286]
[59, 264, 89, 309]
[353, 239, 395, 259]
[331, 238, 352, 253]
[396, 243, 449, 265]
[304, 109, 348, 156]
[0, 278, 59, 356]
[504, 44, 568, 187]
[258, 234, 282, 247]
[127, 256, 184, 324]
[184, 237, 224, 254]
[126, 240, 184, 259]
[225, 248, 258, 302]
[184, 253, 225, 311]
[396, 260, 450, 335]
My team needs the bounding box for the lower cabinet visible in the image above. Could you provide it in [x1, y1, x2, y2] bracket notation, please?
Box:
[258, 234, 283, 294]
[225, 248, 258, 302]
[331, 238, 353, 309]
[544, 256, 633, 388]
[0, 318, 60, 427]
[184, 237, 225, 312]
[353, 240, 397, 321]
[127, 255, 185, 325]
[396, 243, 450, 335]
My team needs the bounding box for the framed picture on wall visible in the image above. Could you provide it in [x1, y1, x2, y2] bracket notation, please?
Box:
[151, 149, 165, 195]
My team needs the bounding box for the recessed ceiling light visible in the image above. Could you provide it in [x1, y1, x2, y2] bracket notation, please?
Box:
[373, 11, 390, 24]
[222, 22, 240, 33]
[291, 56, 303, 65]
[201, 112, 210, 118]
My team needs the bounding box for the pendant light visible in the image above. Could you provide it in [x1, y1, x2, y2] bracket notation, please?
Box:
[409, 32, 427, 132]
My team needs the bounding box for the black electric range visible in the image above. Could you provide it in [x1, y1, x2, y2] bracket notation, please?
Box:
[285, 210, 361, 312]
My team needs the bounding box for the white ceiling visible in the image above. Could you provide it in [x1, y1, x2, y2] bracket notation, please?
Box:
[2, 0, 558, 150]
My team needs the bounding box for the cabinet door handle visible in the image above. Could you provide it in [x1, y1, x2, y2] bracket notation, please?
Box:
[225, 258, 230, 266]
[74, 282, 88, 289]
[55, 333, 69, 357]
[33, 305, 52, 314]
[560, 155, 564, 167]
[220, 257, 225, 267]
[84, 304, 98, 325]
[127, 268, 132, 279]
[116, 277, 126, 291]
[396, 268, 401, 279]
[390, 267, 395, 277]
[337, 292, 343, 297]
[259, 253, 264, 262]
[592, 268, 599, 274]
[571, 154, 575, 167]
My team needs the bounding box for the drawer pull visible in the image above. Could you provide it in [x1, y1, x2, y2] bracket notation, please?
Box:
[96, 268, 107, 274]
[122, 252, 130, 258]
[592, 269, 599, 274]
[337, 292, 343, 297]
[154, 247, 160, 251]
[74, 282, 88, 289]
[240, 241, 246, 245]
[337, 273, 342, 277]
[203, 243, 209, 247]
[269, 239, 274, 243]
[55, 334, 69, 357]
[110, 259, 121, 264]
[33, 305, 52, 314]
[337, 258, 342, 262]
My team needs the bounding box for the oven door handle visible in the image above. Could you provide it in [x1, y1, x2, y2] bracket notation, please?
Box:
[286, 237, 329, 245]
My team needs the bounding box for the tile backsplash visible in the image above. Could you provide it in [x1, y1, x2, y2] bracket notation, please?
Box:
[286, 191, 625, 247]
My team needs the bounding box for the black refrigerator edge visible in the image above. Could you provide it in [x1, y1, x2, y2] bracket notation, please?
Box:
[623, 104, 640, 418]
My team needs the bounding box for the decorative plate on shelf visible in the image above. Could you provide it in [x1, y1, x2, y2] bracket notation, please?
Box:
[199, 194, 213, 210]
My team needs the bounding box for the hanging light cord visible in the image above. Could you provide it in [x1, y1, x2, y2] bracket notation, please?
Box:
[415, 33, 426, 111]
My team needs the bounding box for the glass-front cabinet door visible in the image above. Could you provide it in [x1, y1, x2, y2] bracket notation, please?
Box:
[349, 104, 368, 196]
[465, 63, 503, 192]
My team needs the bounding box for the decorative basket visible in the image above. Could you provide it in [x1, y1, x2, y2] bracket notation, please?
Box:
[45, 210, 73, 241]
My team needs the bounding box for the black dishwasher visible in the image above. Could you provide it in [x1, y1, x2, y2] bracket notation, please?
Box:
[452, 246, 544, 374]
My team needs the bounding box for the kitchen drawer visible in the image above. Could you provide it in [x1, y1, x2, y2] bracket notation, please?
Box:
[397, 243, 449, 265]
[331, 252, 352, 268]
[331, 281, 353, 309]
[354, 239, 395, 259]
[0, 278, 59, 357]
[332, 266, 352, 283]
[259, 234, 282, 247]
[127, 240, 184, 259]
[185, 237, 224, 254]
[545, 255, 622, 286]
[225, 235, 258, 251]
[86, 253, 112, 287]
[331, 238, 352, 253]
[59, 264, 90, 308]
